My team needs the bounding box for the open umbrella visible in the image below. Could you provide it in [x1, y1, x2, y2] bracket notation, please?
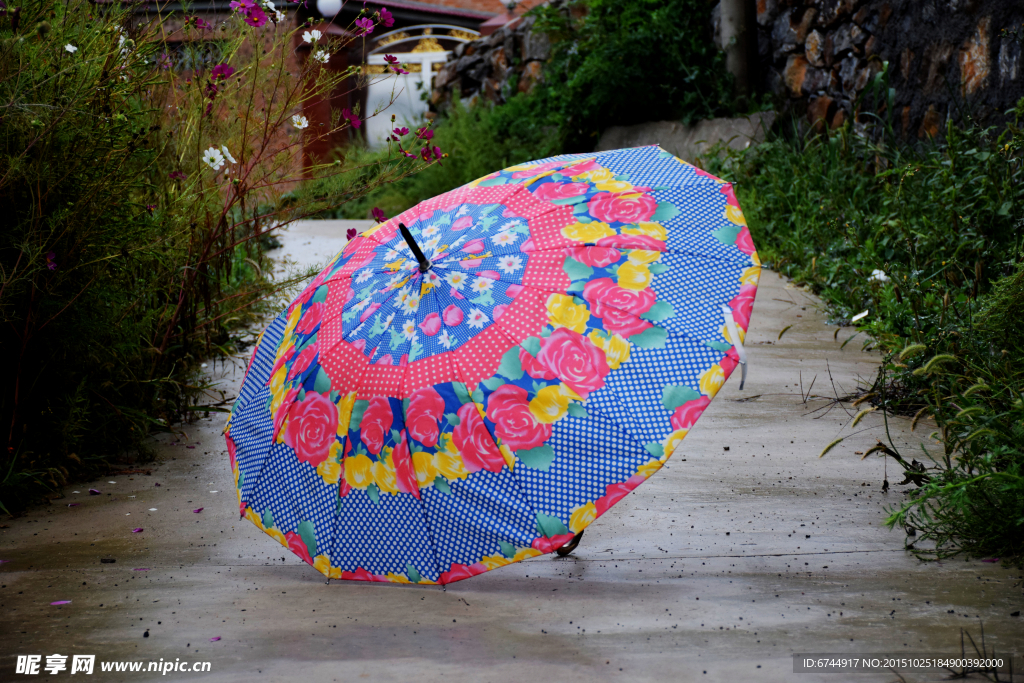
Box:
[225, 145, 759, 584]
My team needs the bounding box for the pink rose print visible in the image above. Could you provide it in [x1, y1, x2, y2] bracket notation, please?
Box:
[729, 284, 757, 330]
[407, 386, 445, 447]
[438, 561, 488, 584]
[392, 431, 419, 497]
[719, 347, 740, 376]
[588, 191, 658, 224]
[462, 239, 485, 254]
[560, 159, 602, 176]
[451, 215, 474, 231]
[270, 346, 295, 379]
[359, 397, 394, 455]
[735, 226, 756, 255]
[226, 433, 237, 471]
[720, 183, 740, 208]
[532, 181, 590, 202]
[670, 396, 711, 431]
[419, 312, 442, 336]
[510, 160, 565, 179]
[594, 474, 646, 515]
[594, 234, 665, 251]
[284, 392, 338, 467]
[565, 246, 621, 268]
[273, 387, 299, 441]
[520, 348, 557, 380]
[287, 343, 319, 381]
[443, 305, 464, 326]
[536, 327, 610, 398]
[486, 384, 551, 451]
[285, 531, 314, 565]
[288, 269, 327, 315]
[453, 402, 505, 473]
[342, 567, 390, 582]
[532, 532, 577, 554]
[582, 278, 657, 337]
[296, 302, 324, 335]
[359, 302, 381, 323]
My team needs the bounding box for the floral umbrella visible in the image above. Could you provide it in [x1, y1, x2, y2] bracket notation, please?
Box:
[226, 145, 759, 584]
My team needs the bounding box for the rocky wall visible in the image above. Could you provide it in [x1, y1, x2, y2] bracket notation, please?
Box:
[745, 0, 1024, 137]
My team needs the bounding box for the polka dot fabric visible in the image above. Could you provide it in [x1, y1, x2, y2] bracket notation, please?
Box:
[225, 145, 760, 584]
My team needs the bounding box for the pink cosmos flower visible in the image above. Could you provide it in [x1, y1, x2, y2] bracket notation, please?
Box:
[243, 4, 267, 26]
[342, 108, 361, 129]
[355, 17, 373, 33]
[379, 6, 394, 26]
[211, 63, 235, 81]
[371, 207, 387, 223]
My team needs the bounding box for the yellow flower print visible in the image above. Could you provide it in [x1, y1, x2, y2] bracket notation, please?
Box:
[576, 167, 614, 183]
[499, 444, 516, 471]
[529, 384, 570, 424]
[569, 502, 597, 533]
[623, 222, 668, 241]
[481, 554, 512, 570]
[627, 249, 662, 265]
[546, 293, 590, 333]
[664, 428, 688, 458]
[435, 435, 470, 480]
[328, 566, 341, 579]
[412, 451, 438, 488]
[751, 251, 761, 267]
[313, 554, 332, 576]
[726, 204, 745, 226]
[700, 364, 725, 397]
[588, 331, 631, 369]
[594, 178, 633, 193]
[283, 303, 302, 339]
[720, 324, 746, 345]
[344, 453, 374, 489]
[636, 458, 664, 479]
[266, 526, 288, 547]
[269, 365, 288, 402]
[740, 265, 760, 286]
[245, 507, 263, 529]
[561, 221, 615, 244]
[616, 261, 653, 290]
[386, 572, 413, 584]
[337, 392, 357, 437]
[373, 455, 398, 495]
[317, 443, 342, 485]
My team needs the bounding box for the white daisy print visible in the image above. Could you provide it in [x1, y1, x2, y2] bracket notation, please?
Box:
[445, 271, 468, 290]
[422, 225, 440, 237]
[400, 292, 420, 315]
[386, 272, 406, 288]
[491, 231, 517, 247]
[455, 205, 470, 218]
[402, 320, 417, 342]
[424, 236, 441, 251]
[425, 271, 442, 287]
[384, 248, 400, 261]
[356, 268, 374, 283]
[498, 255, 523, 274]
[351, 298, 371, 311]
[382, 312, 395, 327]
[438, 329, 453, 348]
[470, 276, 493, 294]
[467, 308, 489, 329]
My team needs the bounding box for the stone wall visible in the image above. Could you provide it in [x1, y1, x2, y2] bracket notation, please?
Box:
[746, 0, 1024, 137]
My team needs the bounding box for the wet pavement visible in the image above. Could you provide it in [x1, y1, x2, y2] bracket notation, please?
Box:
[2, 220, 1021, 682]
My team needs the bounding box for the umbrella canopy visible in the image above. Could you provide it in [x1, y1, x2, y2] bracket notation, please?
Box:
[225, 145, 760, 584]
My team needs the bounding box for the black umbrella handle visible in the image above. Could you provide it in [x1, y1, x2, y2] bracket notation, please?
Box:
[399, 223, 431, 273]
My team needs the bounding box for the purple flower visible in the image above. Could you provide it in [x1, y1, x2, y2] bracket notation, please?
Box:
[355, 17, 373, 34]
[146, 204, 156, 214]
[384, 54, 398, 65]
[46, 251, 57, 271]
[379, 6, 394, 27]
[243, 5, 268, 27]
[342, 108, 361, 129]
[156, 53, 172, 70]
[416, 127, 434, 141]
[211, 63, 235, 81]
[393, 126, 409, 136]
[371, 207, 387, 223]
[169, 171, 187, 181]
[346, 228, 357, 239]
[229, 0, 254, 9]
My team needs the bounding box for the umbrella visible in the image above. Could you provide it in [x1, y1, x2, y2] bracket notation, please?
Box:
[225, 145, 759, 584]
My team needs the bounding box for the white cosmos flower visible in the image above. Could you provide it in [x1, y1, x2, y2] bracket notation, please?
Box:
[498, 255, 523, 274]
[355, 268, 374, 283]
[303, 29, 322, 43]
[291, 114, 309, 130]
[274, 10, 285, 22]
[65, 44, 78, 54]
[467, 308, 489, 329]
[220, 145, 237, 164]
[869, 269, 890, 283]
[445, 272, 467, 290]
[313, 49, 330, 64]
[202, 147, 226, 170]
[470, 276, 493, 293]
[438, 329, 453, 348]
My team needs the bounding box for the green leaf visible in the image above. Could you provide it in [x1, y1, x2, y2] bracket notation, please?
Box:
[518, 445, 556, 471]
[521, 337, 541, 356]
[704, 340, 731, 352]
[563, 256, 594, 281]
[350, 400, 369, 432]
[390, 429, 402, 444]
[549, 194, 589, 206]
[640, 301, 674, 322]
[478, 176, 508, 187]
[572, 202, 589, 215]
[661, 384, 701, 411]
[330, 390, 340, 402]
[453, 382, 472, 404]
[433, 476, 451, 494]
[445, 412, 461, 426]
[313, 367, 332, 394]
[567, 403, 589, 418]
[712, 224, 742, 245]
[497, 346, 524, 380]
[645, 442, 664, 458]
[297, 520, 317, 557]
[481, 376, 506, 391]
[366, 483, 380, 504]
[651, 201, 679, 222]
[649, 262, 669, 274]
[406, 563, 422, 583]
[629, 326, 668, 348]
[998, 201, 1012, 216]
[311, 285, 329, 303]
[470, 386, 484, 404]
[536, 513, 569, 537]
[567, 280, 586, 293]
[236, 470, 244, 491]
[402, 397, 410, 418]
[498, 541, 516, 558]
[262, 508, 274, 530]
[297, 387, 306, 402]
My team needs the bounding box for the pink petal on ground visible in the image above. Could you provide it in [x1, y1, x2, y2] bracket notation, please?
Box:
[50, 601, 72, 605]
[193, 508, 204, 513]
[0, 560, 9, 564]
[68, 503, 80, 507]
[132, 528, 144, 533]
[187, 445, 195, 449]
[209, 636, 221, 642]
[133, 568, 151, 571]
[88, 489, 101, 495]
[981, 558, 1000, 563]
[154, 483, 161, 487]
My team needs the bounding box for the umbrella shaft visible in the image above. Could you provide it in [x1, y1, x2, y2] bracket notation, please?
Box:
[399, 223, 431, 273]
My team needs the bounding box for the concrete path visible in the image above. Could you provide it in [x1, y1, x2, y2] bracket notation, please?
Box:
[2, 221, 1021, 682]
